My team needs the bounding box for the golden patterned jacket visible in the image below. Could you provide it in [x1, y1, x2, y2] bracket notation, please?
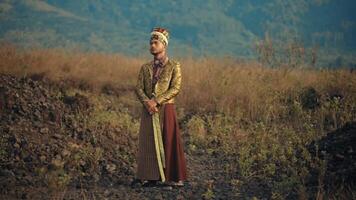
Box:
[135, 59, 182, 107]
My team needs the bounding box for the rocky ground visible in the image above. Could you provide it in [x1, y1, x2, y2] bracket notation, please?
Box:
[308, 121, 356, 192]
[0, 73, 355, 199]
[0, 74, 240, 199]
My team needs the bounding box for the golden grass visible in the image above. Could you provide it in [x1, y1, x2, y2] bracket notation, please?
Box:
[0, 43, 142, 91]
[1, 43, 355, 127]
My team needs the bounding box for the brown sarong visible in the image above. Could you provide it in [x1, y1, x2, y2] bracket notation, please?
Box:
[163, 103, 188, 182]
[136, 105, 160, 180]
[135, 103, 188, 182]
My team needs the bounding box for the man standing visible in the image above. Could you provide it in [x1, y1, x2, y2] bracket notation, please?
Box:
[132, 27, 188, 187]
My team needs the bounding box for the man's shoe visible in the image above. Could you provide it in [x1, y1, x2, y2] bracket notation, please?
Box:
[170, 180, 184, 187]
[157, 182, 173, 190]
[142, 180, 158, 187]
[130, 179, 142, 188]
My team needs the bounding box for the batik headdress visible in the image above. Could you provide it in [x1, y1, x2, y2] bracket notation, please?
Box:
[150, 27, 169, 46]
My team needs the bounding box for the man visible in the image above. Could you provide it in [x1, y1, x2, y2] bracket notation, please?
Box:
[132, 27, 188, 188]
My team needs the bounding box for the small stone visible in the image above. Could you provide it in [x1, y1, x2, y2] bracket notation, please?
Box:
[40, 155, 46, 162]
[40, 127, 49, 134]
[335, 154, 344, 159]
[0, 169, 15, 177]
[13, 143, 20, 148]
[104, 189, 111, 196]
[61, 149, 71, 157]
[53, 133, 63, 139]
[68, 142, 80, 149]
[105, 164, 117, 174]
[51, 158, 64, 169]
[93, 173, 100, 182]
[154, 194, 164, 200]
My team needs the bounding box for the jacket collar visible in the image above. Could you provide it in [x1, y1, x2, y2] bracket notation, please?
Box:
[148, 59, 171, 83]
[154, 56, 169, 68]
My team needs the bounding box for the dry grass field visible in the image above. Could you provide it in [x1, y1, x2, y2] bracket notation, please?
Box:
[0, 43, 355, 199]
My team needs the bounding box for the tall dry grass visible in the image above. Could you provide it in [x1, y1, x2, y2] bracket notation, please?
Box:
[1, 43, 355, 128]
[0, 43, 143, 91]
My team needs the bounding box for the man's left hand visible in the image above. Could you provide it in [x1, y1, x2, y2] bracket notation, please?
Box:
[144, 99, 159, 114]
[146, 99, 157, 108]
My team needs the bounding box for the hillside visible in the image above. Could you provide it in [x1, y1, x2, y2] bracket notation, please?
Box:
[0, 0, 356, 65]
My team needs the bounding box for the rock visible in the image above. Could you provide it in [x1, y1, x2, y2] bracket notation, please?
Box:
[154, 194, 164, 200]
[62, 93, 92, 112]
[105, 164, 117, 174]
[68, 142, 81, 149]
[23, 156, 32, 163]
[40, 127, 49, 134]
[300, 87, 321, 110]
[40, 155, 46, 162]
[61, 149, 71, 157]
[308, 121, 356, 188]
[50, 158, 64, 169]
[52, 133, 63, 139]
[93, 173, 100, 182]
[0, 169, 15, 177]
[13, 143, 20, 148]
[0, 74, 139, 198]
[103, 189, 111, 197]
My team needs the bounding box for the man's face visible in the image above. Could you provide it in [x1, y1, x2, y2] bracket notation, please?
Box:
[150, 39, 166, 55]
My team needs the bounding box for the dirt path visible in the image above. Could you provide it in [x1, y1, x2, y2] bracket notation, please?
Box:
[42, 151, 238, 200]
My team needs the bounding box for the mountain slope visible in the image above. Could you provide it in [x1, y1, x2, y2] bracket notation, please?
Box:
[0, 0, 355, 60]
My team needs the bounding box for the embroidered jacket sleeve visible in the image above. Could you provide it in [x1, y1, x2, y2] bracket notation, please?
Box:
[155, 61, 182, 105]
[135, 65, 150, 105]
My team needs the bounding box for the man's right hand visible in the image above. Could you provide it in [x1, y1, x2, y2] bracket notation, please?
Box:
[148, 106, 159, 115]
[144, 100, 159, 115]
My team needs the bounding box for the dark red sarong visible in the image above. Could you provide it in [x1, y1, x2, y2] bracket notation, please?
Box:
[162, 103, 188, 182]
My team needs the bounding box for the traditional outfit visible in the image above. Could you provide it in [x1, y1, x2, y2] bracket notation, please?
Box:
[134, 28, 188, 183]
